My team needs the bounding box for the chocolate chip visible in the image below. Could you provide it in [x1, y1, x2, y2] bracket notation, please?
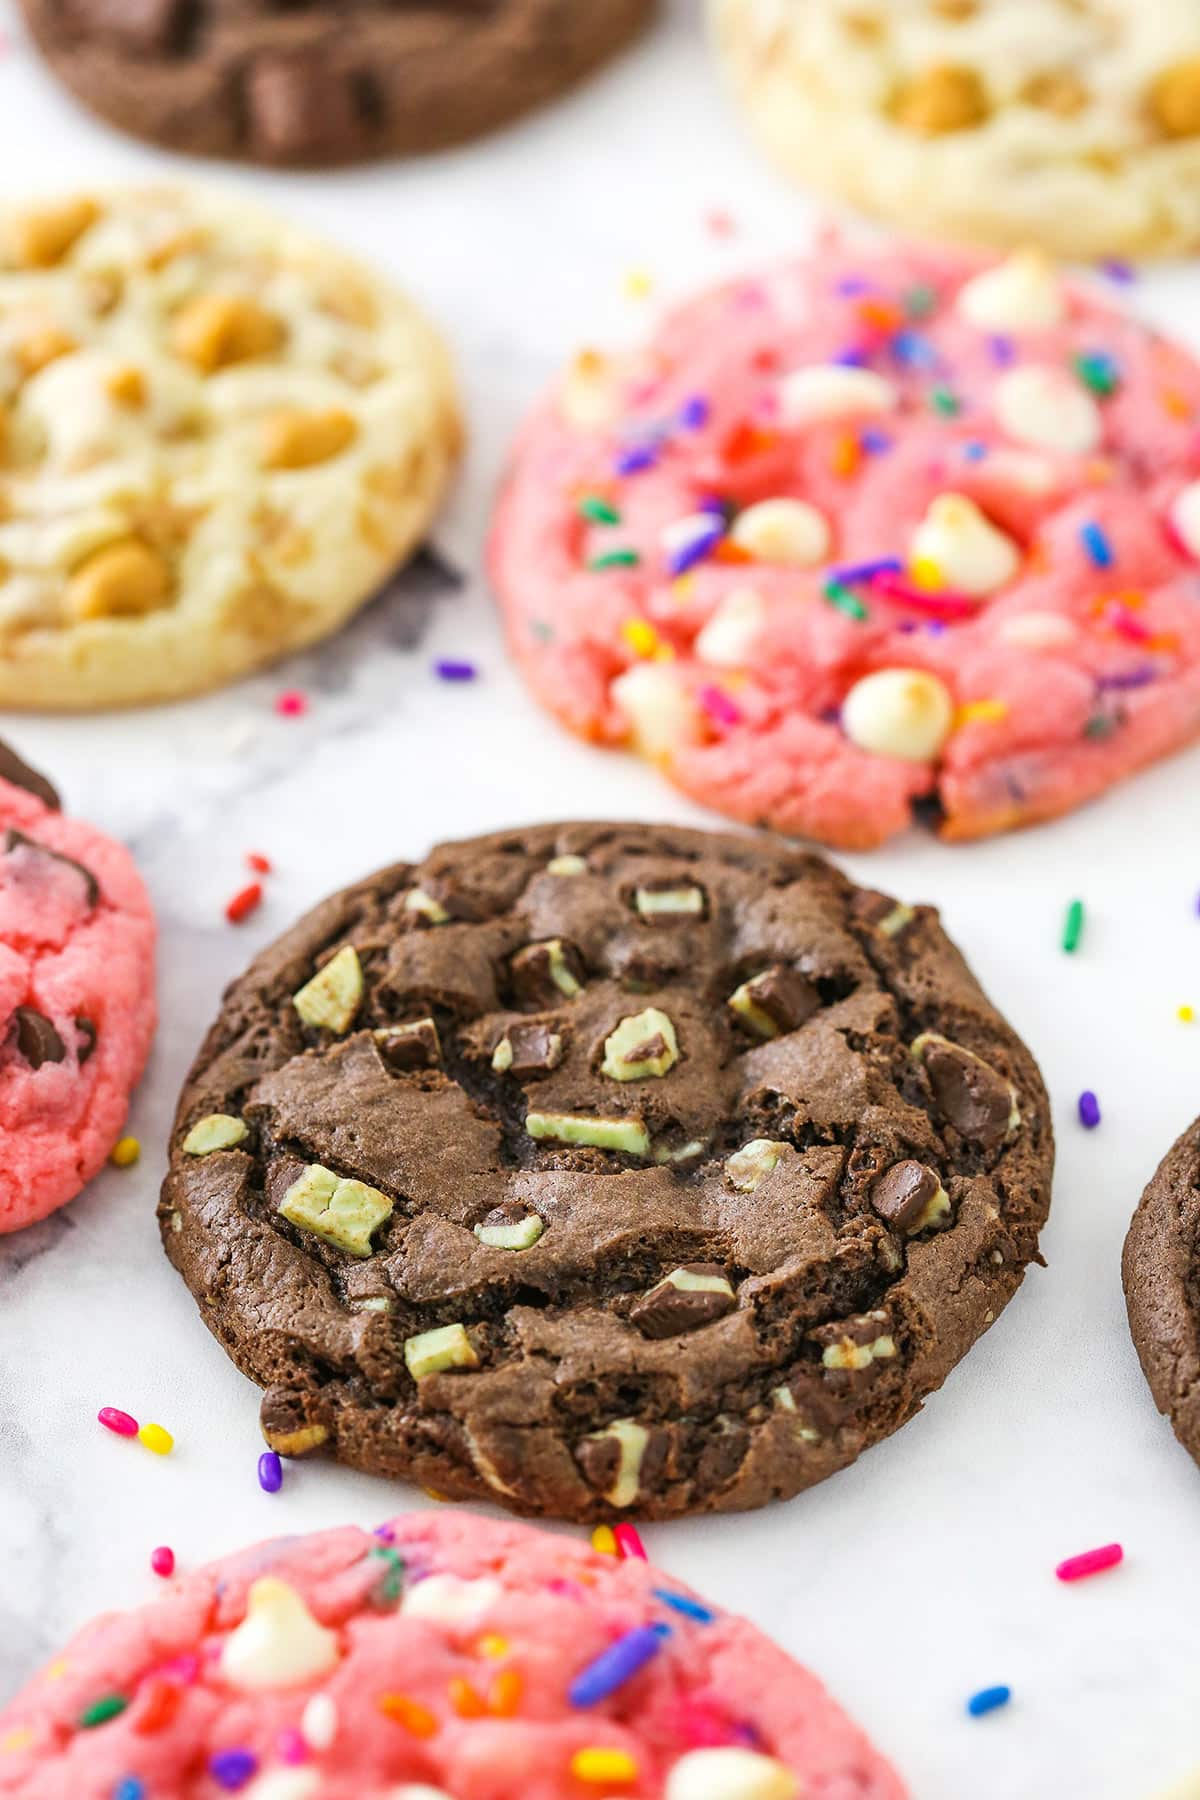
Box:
[630, 1263, 737, 1340]
[71, 0, 190, 52]
[502, 1022, 563, 1078]
[13, 1007, 66, 1069]
[0, 742, 59, 811]
[75, 1018, 97, 1063]
[575, 1432, 621, 1493]
[731, 965, 820, 1037]
[3, 829, 99, 907]
[871, 1160, 945, 1233]
[920, 1038, 1014, 1148]
[510, 939, 585, 1007]
[246, 53, 373, 163]
[374, 1018, 440, 1072]
[622, 1030, 668, 1066]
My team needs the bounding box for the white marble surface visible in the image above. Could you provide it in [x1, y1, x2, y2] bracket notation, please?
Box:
[2, 5, 1200, 1796]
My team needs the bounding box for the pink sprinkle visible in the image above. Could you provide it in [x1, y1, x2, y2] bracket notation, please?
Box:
[699, 683, 742, 727]
[150, 1546, 175, 1579]
[277, 1728, 309, 1766]
[1109, 607, 1152, 643]
[275, 690, 308, 718]
[706, 209, 736, 238]
[1056, 1542, 1123, 1582]
[155, 1653, 200, 1686]
[98, 1406, 139, 1438]
[614, 1523, 647, 1562]
[872, 572, 979, 619]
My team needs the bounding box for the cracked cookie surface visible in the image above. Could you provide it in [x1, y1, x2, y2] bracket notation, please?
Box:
[710, 0, 1200, 258]
[160, 821, 1053, 1521]
[18, 0, 655, 168]
[0, 187, 460, 709]
[1124, 1117, 1200, 1475]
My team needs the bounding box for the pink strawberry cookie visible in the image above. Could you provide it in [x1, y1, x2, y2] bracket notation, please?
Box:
[0, 741, 155, 1230]
[490, 237, 1200, 848]
[0, 1509, 906, 1800]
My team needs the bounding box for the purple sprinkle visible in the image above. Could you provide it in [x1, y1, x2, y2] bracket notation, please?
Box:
[568, 1625, 665, 1707]
[925, 619, 948, 637]
[832, 346, 870, 367]
[665, 516, 725, 578]
[988, 334, 1016, 367]
[830, 556, 903, 585]
[614, 443, 659, 477]
[1096, 665, 1156, 691]
[434, 658, 478, 682]
[834, 275, 873, 297]
[373, 1523, 397, 1543]
[859, 428, 893, 455]
[677, 394, 710, 431]
[1080, 521, 1114, 568]
[1100, 258, 1136, 285]
[210, 1749, 258, 1791]
[1078, 1091, 1101, 1130]
[257, 1451, 282, 1494]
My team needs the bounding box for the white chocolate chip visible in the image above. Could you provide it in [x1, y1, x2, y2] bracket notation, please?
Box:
[665, 1748, 799, 1800]
[292, 945, 363, 1034]
[547, 854, 587, 875]
[220, 1578, 340, 1692]
[983, 450, 1060, 496]
[842, 668, 954, 762]
[993, 364, 1101, 454]
[561, 349, 617, 428]
[579, 1417, 648, 1507]
[635, 884, 705, 919]
[909, 494, 1020, 597]
[611, 663, 699, 762]
[474, 1212, 545, 1251]
[730, 498, 830, 566]
[405, 888, 450, 925]
[822, 1333, 896, 1371]
[997, 610, 1078, 650]
[778, 364, 897, 427]
[404, 1322, 479, 1379]
[1171, 480, 1200, 558]
[694, 587, 766, 667]
[526, 1110, 651, 1158]
[245, 1774, 322, 1800]
[725, 1140, 786, 1192]
[301, 1692, 338, 1751]
[401, 1573, 502, 1626]
[182, 1113, 247, 1155]
[279, 1165, 393, 1259]
[957, 249, 1065, 333]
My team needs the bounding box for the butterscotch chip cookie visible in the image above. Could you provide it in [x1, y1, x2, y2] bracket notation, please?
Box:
[0, 187, 460, 709]
[17, 0, 655, 168]
[709, 0, 1200, 257]
[160, 821, 1053, 1521]
[1124, 1118, 1200, 1472]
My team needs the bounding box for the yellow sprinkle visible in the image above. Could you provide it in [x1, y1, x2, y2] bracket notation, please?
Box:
[137, 1422, 174, 1456]
[1179, 1005, 1195, 1023]
[1, 1729, 32, 1753]
[623, 269, 653, 299]
[571, 1748, 639, 1784]
[591, 1524, 618, 1556]
[671, 574, 696, 602]
[422, 1488, 451, 1502]
[476, 1633, 510, 1660]
[45, 1660, 68, 1681]
[621, 618, 660, 659]
[956, 699, 1009, 728]
[909, 556, 944, 592]
[110, 1136, 141, 1168]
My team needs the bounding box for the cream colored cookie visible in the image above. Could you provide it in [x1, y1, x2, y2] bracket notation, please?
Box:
[710, 0, 1200, 257]
[0, 188, 461, 709]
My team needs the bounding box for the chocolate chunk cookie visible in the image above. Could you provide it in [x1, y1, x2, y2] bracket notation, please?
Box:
[160, 822, 1053, 1520]
[18, 0, 656, 167]
[1124, 1117, 1200, 1471]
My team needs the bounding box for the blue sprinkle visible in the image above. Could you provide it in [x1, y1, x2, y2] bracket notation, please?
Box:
[677, 395, 710, 431]
[614, 443, 659, 477]
[858, 428, 893, 455]
[988, 334, 1016, 366]
[666, 516, 725, 577]
[891, 330, 938, 370]
[967, 1686, 1011, 1719]
[1096, 665, 1155, 691]
[569, 1625, 665, 1707]
[652, 1587, 715, 1624]
[113, 1782, 146, 1800]
[210, 1749, 259, 1791]
[434, 658, 478, 683]
[1080, 521, 1114, 568]
[960, 440, 989, 462]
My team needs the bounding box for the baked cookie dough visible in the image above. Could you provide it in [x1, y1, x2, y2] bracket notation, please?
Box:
[0, 741, 156, 1231]
[0, 187, 460, 709]
[709, 0, 1200, 258]
[1124, 1116, 1200, 1475]
[159, 821, 1053, 1522]
[490, 237, 1200, 849]
[0, 1509, 906, 1799]
[18, 0, 656, 168]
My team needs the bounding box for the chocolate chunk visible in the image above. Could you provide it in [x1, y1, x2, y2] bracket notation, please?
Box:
[75, 1017, 97, 1063]
[71, 0, 189, 52]
[730, 964, 820, 1038]
[510, 938, 585, 1007]
[13, 1007, 66, 1069]
[3, 829, 100, 907]
[374, 1018, 440, 1072]
[630, 1263, 737, 1340]
[919, 1037, 1014, 1149]
[574, 1431, 621, 1494]
[0, 742, 59, 811]
[850, 889, 915, 938]
[871, 1160, 946, 1233]
[500, 1021, 563, 1078]
[246, 54, 372, 164]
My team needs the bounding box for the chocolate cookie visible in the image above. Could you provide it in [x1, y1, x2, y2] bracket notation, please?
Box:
[18, 0, 656, 167]
[1124, 1118, 1200, 1469]
[160, 822, 1053, 1520]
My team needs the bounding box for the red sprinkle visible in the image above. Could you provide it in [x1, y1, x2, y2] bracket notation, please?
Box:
[246, 852, 272, 875]
[150, 1546, 175, 1579]
[1056, 1543, 1123, 1583]
[225, 882, 263, 925]
[98, 1407, 138, 1438]
[613, 1523, 647, 1562]
[275, 690, 308, 718]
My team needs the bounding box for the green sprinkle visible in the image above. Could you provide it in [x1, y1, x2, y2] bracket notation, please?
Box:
[1074, 352, 1118, 398]
[1062, 898, 1085, 954]
[904, 284, 937, 319]
[529, 620, 554, 643]
[929, 386, 961, 417]
[589, 549, 640, 571]
[578, 494, 621, 526]
[79, 1695, 128, 1730]
[1083, 714, 1117, 739]
[822, 580, 869, 622]
[368, 1545, 407, 1609]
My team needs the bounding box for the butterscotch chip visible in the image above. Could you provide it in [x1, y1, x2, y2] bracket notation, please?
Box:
[170, 293, 284, 372]
[260, 408, 358, 470]
[17, 326, 77, 377]
[894, 65, 989, 135]
[1151, 57, 1200, 137]
[11, 196, 99, 268]
[65, 540, 172, 621]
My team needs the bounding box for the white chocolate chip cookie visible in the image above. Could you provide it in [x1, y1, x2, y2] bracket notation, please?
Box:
[709, 0, 1200, 257]
[0, 187, 461, 708]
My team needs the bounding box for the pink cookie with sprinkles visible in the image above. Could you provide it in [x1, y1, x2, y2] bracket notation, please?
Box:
[0, 741, 156, 1231]
[0, 1509, 907, 1799]
[490, 237, 1200, 848]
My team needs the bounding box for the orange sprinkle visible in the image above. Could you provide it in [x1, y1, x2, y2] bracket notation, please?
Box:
[1162, 387, 1192, 420]
[132, 1680, 181, 1737]
[713, 539, 754, 565]
[489, 1668, 524, 1717]
[855, 297, 903, 333]
[830, 432, 860, 480]
[448, 1677, 486, 1719]
[378, 1693, 438, 1737]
